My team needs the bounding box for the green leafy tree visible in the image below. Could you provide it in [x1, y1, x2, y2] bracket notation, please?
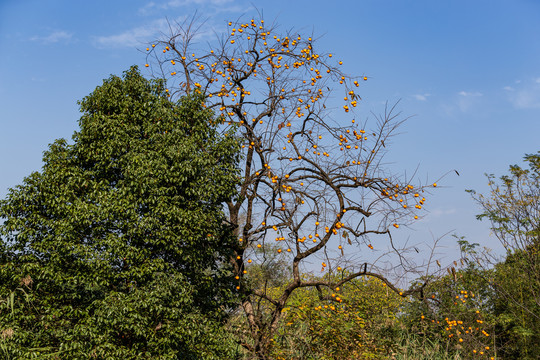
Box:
[492, 250, 540, 359]
[468, 152, 540, 359]
[0, 66, 242, 359]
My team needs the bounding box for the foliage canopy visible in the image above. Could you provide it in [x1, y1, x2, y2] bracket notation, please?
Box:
[0, 66, 241, 359]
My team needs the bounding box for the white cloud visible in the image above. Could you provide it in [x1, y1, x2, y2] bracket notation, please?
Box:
[458, 91, 482, 97]
[167, 0, 233, 6]
[30, 31, 72, 44]
[510, 90, 540, 109]
[138, 1, 157, 14]
[413, 93, 430, 101]
[430, 208, 457, 218]
[440, 90, 486, 115]
[92, 19, 168, 49]
[505, 77, 540, 109]
[139, 0, 235, 14]
[503, 86, 515, 92]
[96, 1, 248, 50]
[455, 90, 483, 112]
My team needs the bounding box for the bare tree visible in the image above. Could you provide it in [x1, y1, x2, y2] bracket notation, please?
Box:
[146, 15, 437, 359]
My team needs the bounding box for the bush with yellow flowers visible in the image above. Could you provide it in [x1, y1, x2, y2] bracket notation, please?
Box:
[265, 273, 403, 359]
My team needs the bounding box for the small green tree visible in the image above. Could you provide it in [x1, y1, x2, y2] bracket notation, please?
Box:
[0, 66, 241, 359]
[467, 152, 540, 359]
[492, 249, 540, 359]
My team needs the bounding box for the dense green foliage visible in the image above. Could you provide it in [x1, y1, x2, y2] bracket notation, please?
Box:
[492, 249, 540, 359]
[0, 67, 241, 359]
[471, 152, 540, 359]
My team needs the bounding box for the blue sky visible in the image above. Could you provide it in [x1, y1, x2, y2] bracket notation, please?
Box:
[1, 0, 539, 266]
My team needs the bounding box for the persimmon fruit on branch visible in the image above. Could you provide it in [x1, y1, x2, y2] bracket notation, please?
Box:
[146, 16, 438, 358]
